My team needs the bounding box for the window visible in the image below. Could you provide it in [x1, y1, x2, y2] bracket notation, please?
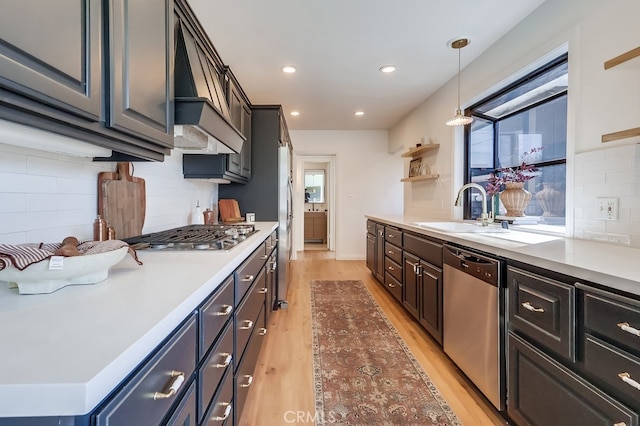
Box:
[466, 54, 568, 230]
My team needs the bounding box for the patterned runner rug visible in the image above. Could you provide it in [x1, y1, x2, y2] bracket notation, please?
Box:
[311, 279, 460, 425]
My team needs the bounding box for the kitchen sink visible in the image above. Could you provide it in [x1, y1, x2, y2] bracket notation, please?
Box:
[410, 221, 509, 234]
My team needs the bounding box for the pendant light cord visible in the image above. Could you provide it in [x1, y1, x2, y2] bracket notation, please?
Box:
[457, 47, 462, 110]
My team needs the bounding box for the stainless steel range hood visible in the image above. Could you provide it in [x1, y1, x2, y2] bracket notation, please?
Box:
[174, 22, 245, 154]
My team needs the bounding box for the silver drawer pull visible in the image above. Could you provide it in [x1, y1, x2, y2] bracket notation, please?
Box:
[618, 322, 640, 337]
[242, 274, 255, 282]
[258, 287, 268, 294]
[210, 402, 232, 421]
[387, 250, 395, 255]
[213, 305, 232, 317]
[259, 327, 267, 336]
[153, 371, 185, 400]
[239, 374, 253, 387]
[387, 266, 395, 271]
[388, 282, 395, 288]
[214, 353, 232, 368]
[388, 233, 395, 238]
[239, 319, 254, 330]
[522, 301, 544, 313]
[618, 372, 640, 391]
[260, 255, 268, 260]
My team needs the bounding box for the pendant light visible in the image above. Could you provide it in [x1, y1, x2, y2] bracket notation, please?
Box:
[446, 38, 473, 126]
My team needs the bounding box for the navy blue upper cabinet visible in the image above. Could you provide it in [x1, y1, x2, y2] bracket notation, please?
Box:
[0, 0, 102, 121]
[0, 0, 173, 161]
[105, 0, 173, 149]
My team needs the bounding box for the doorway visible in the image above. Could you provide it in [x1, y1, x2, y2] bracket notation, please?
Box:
[294, 155, 336, 254]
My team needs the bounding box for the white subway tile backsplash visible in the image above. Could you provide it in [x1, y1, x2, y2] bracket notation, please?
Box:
[0, 143, 218, 243]
[574, 143, 640, 248]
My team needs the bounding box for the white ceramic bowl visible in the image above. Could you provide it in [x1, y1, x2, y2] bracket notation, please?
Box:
[0, 247, 129, 294]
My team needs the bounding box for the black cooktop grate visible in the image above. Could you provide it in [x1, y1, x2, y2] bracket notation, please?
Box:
[123, 224, 256, 247]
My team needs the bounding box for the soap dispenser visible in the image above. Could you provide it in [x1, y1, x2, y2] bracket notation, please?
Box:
[192, 201, 204, 225]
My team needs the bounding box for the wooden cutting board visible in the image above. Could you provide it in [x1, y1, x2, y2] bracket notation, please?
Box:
[218, 199, 244, 223]
[98, 162, 146, 239]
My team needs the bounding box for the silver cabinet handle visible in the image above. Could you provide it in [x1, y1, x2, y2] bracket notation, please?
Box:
[618, 372, 640, 391]
[522, 301, 544, 313]
[387, 266, 395, 271]
[618, 322, 640, 337]
[239, 319, 254, 330]
[270, 260, 277, 271]
[387, 250, 395, 255]
[388, 282, 395, 288]
[258, 287, 268, 294]
[153, 370, 184, 400]
[213, 305, 232, 317]
[258, 327, 267, 336]
[210, 402, 232, 421]
[260, 254, 268, 260]
[388, 233, 395, 238]
[213, 352, 232, 368]
[242, 274, 254, 282]
[239, 374, 253, 387]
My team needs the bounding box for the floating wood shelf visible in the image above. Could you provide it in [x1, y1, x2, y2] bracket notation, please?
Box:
[601, 127, 640, 143]
[401, 174, 439, 183]
[601, 47, 640, 143]
[400, 144, 440, 158]
[604, 46, 640, 70]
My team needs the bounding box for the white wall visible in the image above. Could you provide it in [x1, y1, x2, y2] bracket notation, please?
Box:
[391, 0, 640, 247]
[0, 143, 218, 244]
[291, 130, 403, 260]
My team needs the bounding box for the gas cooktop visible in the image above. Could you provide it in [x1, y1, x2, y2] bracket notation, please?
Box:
[123, 224, 257, 251]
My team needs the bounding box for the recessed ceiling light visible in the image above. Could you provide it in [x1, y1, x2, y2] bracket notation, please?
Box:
[282, 65, 297, 74]
[379, 65, 396, 73]
[354, 111, 365, 116]
[290, 111, 300, 116]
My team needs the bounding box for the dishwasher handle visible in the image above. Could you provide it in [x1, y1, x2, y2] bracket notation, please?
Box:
[443, 245, 500, 286]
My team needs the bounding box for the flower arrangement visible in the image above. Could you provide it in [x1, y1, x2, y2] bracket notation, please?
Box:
[485, 147, 542, 196]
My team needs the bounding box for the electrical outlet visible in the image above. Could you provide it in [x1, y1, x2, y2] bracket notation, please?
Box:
[597, 197, 619, 220]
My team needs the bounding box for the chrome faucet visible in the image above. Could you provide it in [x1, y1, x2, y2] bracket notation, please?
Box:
[454, 183, 492, 226]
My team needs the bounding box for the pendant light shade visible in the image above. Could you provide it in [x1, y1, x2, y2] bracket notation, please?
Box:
[446, 38, 473, 127]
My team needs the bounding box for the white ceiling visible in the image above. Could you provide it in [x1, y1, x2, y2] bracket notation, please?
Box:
[187, 0, 546, 131]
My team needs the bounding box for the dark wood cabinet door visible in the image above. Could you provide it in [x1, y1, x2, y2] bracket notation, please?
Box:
[508, 333, 637, 426]
[0, 0, 101, 120]
[419, 260, 442, 344]
[366, 233, 376, 272]
[240, 104, 252, 178]
[106, 0, 173, 147]
[402, 252, 420, 320]
[374, 224, 385, 282]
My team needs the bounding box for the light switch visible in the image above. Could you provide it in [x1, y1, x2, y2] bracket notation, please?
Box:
[597, 197, 618, 220]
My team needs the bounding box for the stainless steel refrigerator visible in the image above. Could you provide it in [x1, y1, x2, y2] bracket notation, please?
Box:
[218, 105, 293, 308]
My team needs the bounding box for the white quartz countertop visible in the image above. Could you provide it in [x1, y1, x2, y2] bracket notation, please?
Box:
[0, 222, 277, 418]
[368, 215, 640, 296]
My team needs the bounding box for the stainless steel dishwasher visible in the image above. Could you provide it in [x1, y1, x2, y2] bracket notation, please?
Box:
[443, 244, 505, 411]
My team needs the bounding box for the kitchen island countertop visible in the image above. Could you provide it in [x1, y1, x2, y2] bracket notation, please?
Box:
[0, 222, 278, 418]
[368, 214, 640, 296]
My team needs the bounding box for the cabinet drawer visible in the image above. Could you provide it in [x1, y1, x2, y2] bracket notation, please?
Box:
[403, 234, 442, 267]
[235, 268, 267, 368]
[266, 230, 278, 254]
[384, 226, 403, 247]
[198, 321, 233, 422]
[384, 272, 402, 303]
[384, 242, 402, 264]
[508, 267, 574, 361]
[165, 380, 197, 425]
[200, 276, 234, 358]
[583, 334, 640, 413]
[235, 305, 267, 422]
[582, 287, 640, 357]
[366, 220, 376, 235]
[203, 366, 234, 425]
[234, 242, 267, 305]
[94, 315, 197, 426]
[508, 333, 637, 426]
[384, 256, 402, 283]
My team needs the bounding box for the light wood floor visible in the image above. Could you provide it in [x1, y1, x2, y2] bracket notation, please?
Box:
[239, 250, 506, 425]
